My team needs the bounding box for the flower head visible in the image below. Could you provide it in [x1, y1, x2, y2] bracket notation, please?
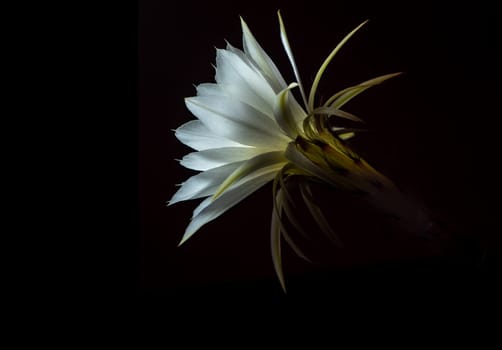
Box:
[169, 11, 405, 291]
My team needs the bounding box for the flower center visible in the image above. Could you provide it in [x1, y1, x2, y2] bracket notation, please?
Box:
[288, 113, 393, 194]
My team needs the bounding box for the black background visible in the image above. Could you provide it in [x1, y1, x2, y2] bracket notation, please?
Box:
[136, 0, 501, 316]
[8, 0, 500, 339]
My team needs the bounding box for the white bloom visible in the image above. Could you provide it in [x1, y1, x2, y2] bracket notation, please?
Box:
[169, 11, 404, 291]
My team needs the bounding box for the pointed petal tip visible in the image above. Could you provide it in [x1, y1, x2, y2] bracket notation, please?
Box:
[239, 15, 248, 30]
[167, 184, 185, 206]
[385, 71, 404, 77]
[177, 229, 195, 247]
[184, 97, 198, 109]
[277, 10, 285, 29]
[177, 237, 187, 247]
[357, 19, 370, 29]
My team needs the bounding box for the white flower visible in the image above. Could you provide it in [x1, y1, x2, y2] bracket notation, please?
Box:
[169, 11, 404, 291]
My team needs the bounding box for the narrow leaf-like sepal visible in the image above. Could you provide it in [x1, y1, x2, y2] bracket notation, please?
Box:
[277, 10, 309, 111]
[281, 189, 311, 240]
[274, 83, 301, 138]
[271, 193, 286, 293]
[310, 106, 364, 122]
[308, 20, 369, 111]
[299, 182, 342, 247]
[275, 171, 312, 262]
[338, 132, 356, 140]
[324, 72, 402, 109]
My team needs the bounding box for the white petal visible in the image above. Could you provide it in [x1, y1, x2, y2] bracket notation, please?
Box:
[168, 162, 243, 205]
[226, 39, 307, 128]
[180, 147, 262, 171]
[185, 96, 290, 148]
[212, 150, 287, 199]
[192, 196, 212, 218]
[175, 120, 246, 151]
[227, 42, 307, 123]
[240, 17, 287, 93]
[196, 83, 226, 97]
[225, 41, 262, 73]
[215, 49, 275, 118]
[221, 43, 307, 130]
[178, 162, 285, 245]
